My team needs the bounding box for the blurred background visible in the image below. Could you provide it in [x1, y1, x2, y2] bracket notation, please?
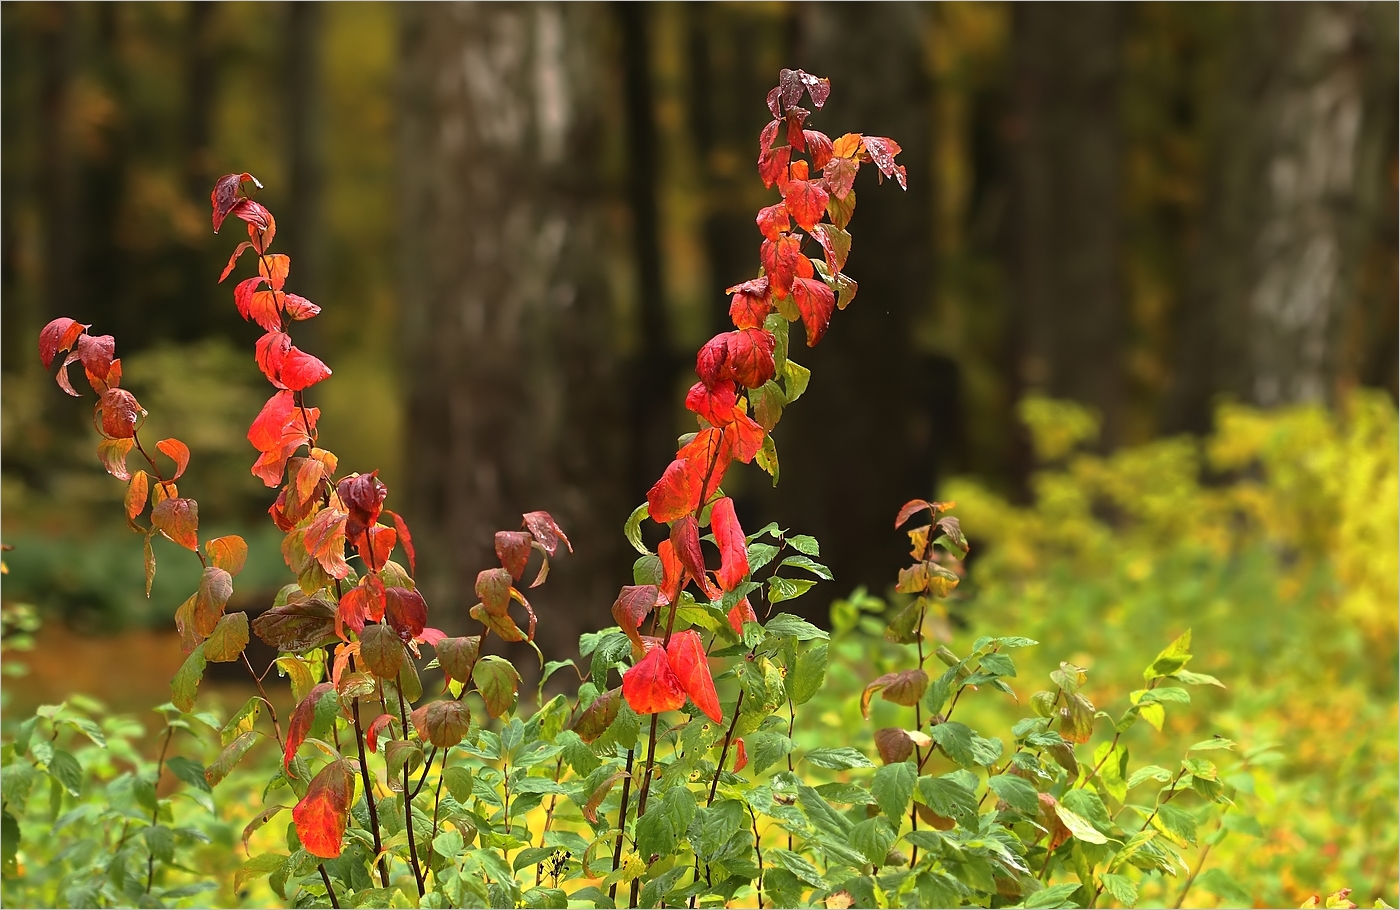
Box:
[1, 3, 1396, 904]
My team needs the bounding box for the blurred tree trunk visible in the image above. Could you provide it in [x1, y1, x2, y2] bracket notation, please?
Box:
[754, 2, 939, 606]
[1007, 2, 1126, 448]
[1167, 2, 1395, 430]
[398, 3, 628, 660]
[282, 2, 324, 324]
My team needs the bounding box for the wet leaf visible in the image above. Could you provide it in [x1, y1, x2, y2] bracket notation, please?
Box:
[473, 655, 521, 719]
[204, 611, 249, 662]
[293, 759, 355, 859]
[151, 497, 199, 551]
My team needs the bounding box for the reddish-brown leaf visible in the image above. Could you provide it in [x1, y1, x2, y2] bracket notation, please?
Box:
[338, 473, 387, 542]
[125, 471, 150, 521]
[475, 567, 512, 616]
[39, 318, 87, 370]
[211, 172, 258, 231]
[411, 699, 472, 748]
[433, 635, 481, 684]
[494, 530, 532, 580]
[861, 136, 907, 190]
[282, 293, 321, 321]
[293, 758, 355, 859]
[522, 511, 572, 555]
[612, 585, 659, 651]
[259, 253, 291, 290]
[98, 437, 135, 481]
[710, 497, 749, 592]
[874, 728, 915, 765]
[758, 145, 791, 190]
[73, 333, 115, 384]
[727, 277, 772, 330]
[252, 598, 337, 652]
[760, 234, 802, 299]
[285, 682, 334, 770]
[359, 624, 405, 679]
[783, 179, 829, 233]
[733, 737, 749, 772]
[804, 130, 834, 170]
[792, 277, 836, 347]
[622, 644, 686, 716]
[567, 687, 620, 745]
[823, 155, 860, 200]
[96, 389, 141, 439]
[860, 669, 930, 718]
[755, 202, 790, 241]
[385, 586, 427, 643]
[894, 499, 955, 528]
[685, 381, 738, 427]
[726, 328, 776, 389]
[194, 566, 233, 636]
[383, 510, 416, 575]
[727, 596, 757, 635]
[365, 713, 395, 753]
[155, 438, 191, 480]
[810, 224, 852, 275]
[669, 516, 706, 592]
[152, 497, 199, 551]
[666, 630, 722, 723]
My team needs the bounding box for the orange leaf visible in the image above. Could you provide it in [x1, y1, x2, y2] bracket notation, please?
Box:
[657, 539, 684, 605]
[125, 471, 150, 521]
[727, 596, 757, 635]
[337, 581, 384, 639]
[755, 202, 790, 241]
[219, 241, 252, 282]
[711, 497, 749, 592]
[832, 132, 863, 159]
[783, 179, 829, 233]
[259, 253, 291, 291]
[285, 682, 334, 771]
[98, 437, 135, 480]
[666, 630, 722, 723]
[733, 737, 748, 772]
[293, 759, 355, 859]
[96, 389, 141, 439]
[206, 535, 248, 576]
[669, 516, 706, 592]
[156, 438, 191, 480]
[305, 508, 351, 579]
[726, 277, 772, 330]
[151, 497, 199, 551]
[622, 644, 686, 716]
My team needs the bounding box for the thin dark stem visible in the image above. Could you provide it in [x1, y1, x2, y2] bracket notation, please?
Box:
[750, 804, 764, 909]
[410, 746, 438, 800]
[629, 713, 662, 909]
[318, 864, 340, 909]
[609, 748, 636, 901]
[144, 724, 176, 893]
[241, 652, 286, 748]
[348, 655, 390, 888]
[397, 687, 425, 896]
[708, 691, 744, 806]
[537, 757, 565, 886]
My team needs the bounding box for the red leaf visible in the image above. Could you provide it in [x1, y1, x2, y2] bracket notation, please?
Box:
[75, 334, 116, 385]
[823, 156, 860, 200]
[285, 682, 334, 770]
[622, 644, 686, 716]
[758, 145, 791, 190]
[366, 713, 395, 753]
[696, 334, 730, 387]
[235, 198, 274, 232]
[784, 179, 829, 233]
[279, 347, 331, 391]
[293, 758, 354, 859]
[792, 277, 836, 347]
[804, 130, 834, 170]
[476, 568, 512, 616]
[156, 438, 191, 480]
[249, 391, 297, 452]
[667, 630, 722, 723]
[255, 332, 291, 387]
[657, 539, 684, 605]
[894, 499, 955, 528]
[495, 530, 533, 580]
[810, 224, 851, 275]
[385, 586, 427, 643]
[785, 107, 809, 150]
[760, 234, 802, 299]
[259, 253, 291, 290]
[219, 241, 252, 282]
[726, 328, 776, 389]
[522, 510, 572, 555]
[726, 277, 772, 330]
[759, 119, 780, 153]
[862, 136, 907, 190]
[96, 389, 141, 439]
[684, 381, 737, 427]
[384, 510, 416, 574]
[647, 458, 702, 524]
[337, 473, 387, 543]
[233, 276, 267, 321]
[282, 293, 321, 321]
[724, 411, 765, 465]
[756, 202, 790, 241]
[669, 516, 706, 589]
[39, 318, 87, 370]
[211, 173, 256, 231]
[337, 579, 385, 639]
[727, 597, 757, 635]
[357, 525, 396, 574]
[711, 497, 749, 592]
[766, 86, 783, 119]
[733, 737, 748, 772]
[612, 584, 659, 651]
[151, 497, 199, 551]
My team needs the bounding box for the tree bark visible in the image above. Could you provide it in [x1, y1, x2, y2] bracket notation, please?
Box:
[399, 3, 628, 660]
[1008, 2, 1126, 448]
[1167, 2, 1393, 429]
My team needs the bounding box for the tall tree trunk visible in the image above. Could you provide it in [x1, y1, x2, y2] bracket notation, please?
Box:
[1008, 2, 1126, 448]
[283, 2, 324, 328]
[1168, 2, 1391, 429]
[399, 3, 627, 660]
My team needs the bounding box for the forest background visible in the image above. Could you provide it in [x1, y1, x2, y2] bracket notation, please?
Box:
[1, 3, 1396, 906]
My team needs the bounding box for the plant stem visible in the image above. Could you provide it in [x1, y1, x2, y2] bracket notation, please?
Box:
[708, 691, 744, 806]
[396, 683, 425, 896]
[144, 724, 176, 893]
[410, 746, 438, 800]
[348, 655, 390, 888]
[1172, 841, 1214, 909]
[318, 863, 340, 909]
[609, 748, 636, 901]
[629, 713, 662, 908]
[749, 804, 764, 909]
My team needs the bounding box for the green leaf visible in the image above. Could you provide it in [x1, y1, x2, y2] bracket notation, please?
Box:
[442, 766, 473, 804]
[633, 553, 663, 587]
[1150, 804, 1198, 847]
[1188, 737, 1236, 752]
[59, 716, 106, 748]
[473, 655, 521, 719]
[1, 808, 19, 872]
[785, 534, 819, 556]
[1099, 872, 1138, 907]
[167, 756, 212, 796]
[778, 555, 832, 580]
[1054, 803, 1107, 844]
[221, 697, 262, 746]
[850, 817, 896, 867]
[768, 575, 817, 604]
[46, 749, 82, 797]
[1024, 882, 1083, 908]
[206, 732, 258, 787]
[171, 643, 207, 713]
[783, 360, 812, 404]
[757, 435, 779, 485]
[763, 613, 829, 641]
[915, 775, 977, 823]
[144, 824, 175, 863]
[870, 761, 916, 821]
[979, 653, 1016, 678]
[1195, 868, 1251, 906]
[804, 747, 873, 771]
[1144, 630, 1192, 681]
[930, 722, 1002, 768]
[623, 503, 650, 556]
[1061, 789, 1112, 837]
[786, 642, 827, 706]
[748, 732, 795, 775]
[768, 848, 825, 887]
[986, 774, 1039, 815]
[235, 853, 287, 892]
[1171, 669, 1225, 688]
